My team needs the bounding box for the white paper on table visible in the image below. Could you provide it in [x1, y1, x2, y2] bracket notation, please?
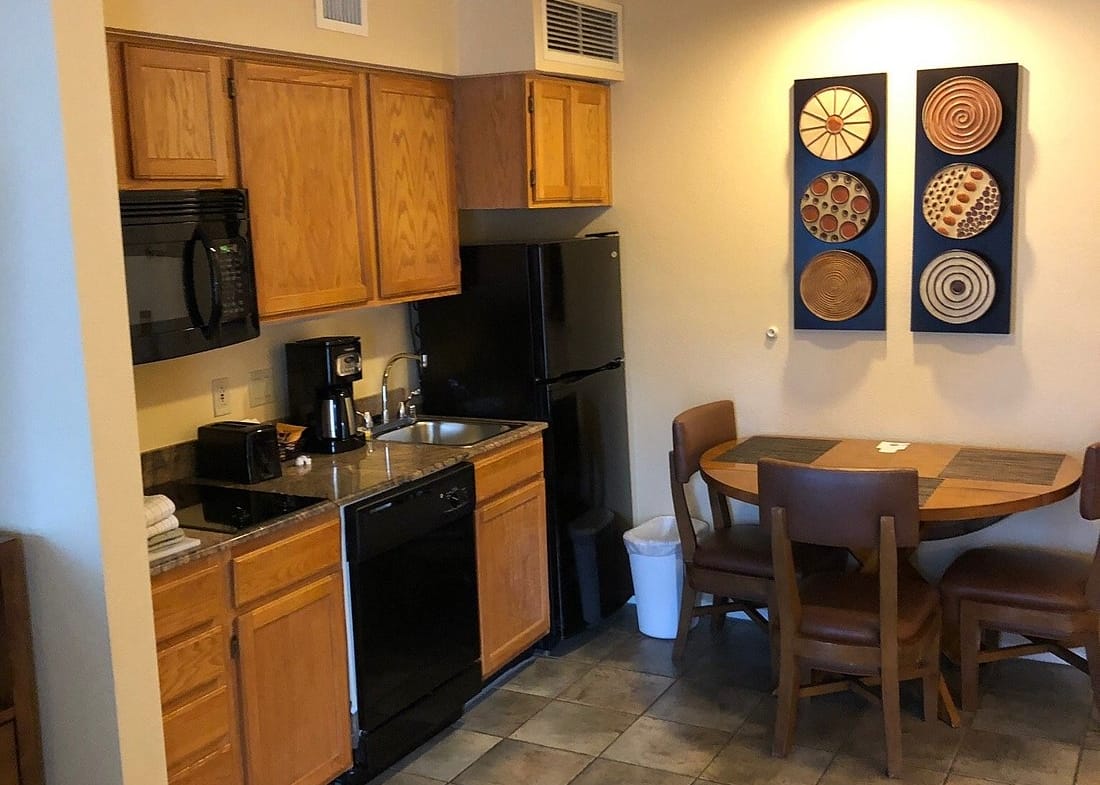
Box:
[876, 441, 911, 454]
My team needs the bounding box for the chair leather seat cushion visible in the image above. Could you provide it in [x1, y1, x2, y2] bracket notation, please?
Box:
[692, 525, 773, 578]
[798, 565, 939, 646]
[939, 547, 1090, 613]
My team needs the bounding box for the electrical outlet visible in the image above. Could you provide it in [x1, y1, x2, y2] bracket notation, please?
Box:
[212, 377, 231, 417]
[248, 368, 275, 407]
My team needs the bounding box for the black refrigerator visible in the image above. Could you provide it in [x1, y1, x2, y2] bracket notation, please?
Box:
[416, 234, 634, 647]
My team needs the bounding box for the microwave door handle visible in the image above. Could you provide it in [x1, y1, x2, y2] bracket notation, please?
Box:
[185, 228, 223, 334]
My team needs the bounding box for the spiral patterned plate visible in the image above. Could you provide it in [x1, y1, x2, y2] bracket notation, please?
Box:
[799, 250, 874, 322]
[922, 164, 1000, 239]
[800, 172, 874, 243]
[919, 250, 996, 324]
[922, 76, 1002, 155]
[799, 86, 874, 161]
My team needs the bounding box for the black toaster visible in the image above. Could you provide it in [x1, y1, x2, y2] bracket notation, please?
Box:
[196, 421, 282, 484]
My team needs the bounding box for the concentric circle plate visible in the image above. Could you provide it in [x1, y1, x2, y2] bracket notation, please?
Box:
[922, 76, 1002, 155]
[799, 250, 874, 322]
[919, 250, 996, 324]
[799, 86, 874, 161]
[800, 171, 874, 243]
[922, 164, 1000, 239]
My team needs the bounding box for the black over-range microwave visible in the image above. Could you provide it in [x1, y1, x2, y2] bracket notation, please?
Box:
[120, 189, 260, 365]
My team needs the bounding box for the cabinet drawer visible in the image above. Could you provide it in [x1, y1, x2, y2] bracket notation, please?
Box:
[170, 745, 236, 785]
[158, 625, 227, 707]
[152, 562, 224, 644]
[231, 517, 340, 607]
[474, 437, 544, 504]
[163, 685, 232, 775]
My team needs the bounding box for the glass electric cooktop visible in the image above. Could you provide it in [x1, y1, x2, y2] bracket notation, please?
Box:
[148, 481, 325, 534]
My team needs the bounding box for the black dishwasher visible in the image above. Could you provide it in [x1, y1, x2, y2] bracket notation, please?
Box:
[343, 462, 480, 780]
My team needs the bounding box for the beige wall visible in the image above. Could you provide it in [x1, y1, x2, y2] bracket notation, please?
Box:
[605, 0, 1100, 574]
[134, 307, 413, 450]
[103, 0, 458, 74]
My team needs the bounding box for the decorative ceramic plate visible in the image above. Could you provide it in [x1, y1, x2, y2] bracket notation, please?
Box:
[799, 250, 874, 321]
[922, 164, 1000, 239]
[800, 171, 874, 242]
[922, 76, 1002, 154]
[919, 250, 996, 324]
[799, 86, 874, 161]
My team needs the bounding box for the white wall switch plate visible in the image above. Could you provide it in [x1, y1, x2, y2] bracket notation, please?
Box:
[248, 368, 275, 407]
[212, 377, 231, 417]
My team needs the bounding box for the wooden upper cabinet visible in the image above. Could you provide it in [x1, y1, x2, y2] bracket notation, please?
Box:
[369, 73, 460, 301]
[455, 73, 611, 209]
[529, 80, 572, 203]
[233, 61, 376, 318]
[109, 43, 237, 189]
[568, 82, 611, 203]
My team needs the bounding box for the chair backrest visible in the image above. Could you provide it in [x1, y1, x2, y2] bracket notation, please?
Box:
[1081, 443, 1100, 521]
[757, 458, 921, 549]
[669, 400, 738, 560]
[1079, 443, 1100, 607]
[670, 400, 737, 484]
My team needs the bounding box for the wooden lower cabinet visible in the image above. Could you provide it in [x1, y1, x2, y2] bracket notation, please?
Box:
[473, 435, 550, 678]
[151, 511, 350, 785]
[151, 558, 240, 785]
[236, 573, 350, 785]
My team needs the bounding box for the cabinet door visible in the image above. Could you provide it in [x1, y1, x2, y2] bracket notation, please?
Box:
[236, 573, 350, 785]
[370, 73, 460, 300]
[569, 83, 611, 203]
[118, 45, 234, 183]
[476, 479, 550, 677]
[234, 61, 376, 317]
[529, 80, 573, 204]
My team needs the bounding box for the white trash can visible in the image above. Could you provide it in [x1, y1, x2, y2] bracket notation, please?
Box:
[623, 516, 709, 638]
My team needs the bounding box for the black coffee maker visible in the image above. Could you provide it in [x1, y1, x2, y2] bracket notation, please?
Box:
[286, 336, 366, 454]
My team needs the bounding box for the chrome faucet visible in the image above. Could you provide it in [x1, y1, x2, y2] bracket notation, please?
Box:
[380, 353, 427, 424]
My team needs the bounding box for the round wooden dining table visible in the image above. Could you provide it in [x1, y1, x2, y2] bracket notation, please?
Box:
[701, 435, 1083, 539]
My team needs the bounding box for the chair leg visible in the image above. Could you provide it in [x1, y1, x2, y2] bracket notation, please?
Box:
[767, 591, 780, 685]
[959, 601, 982, 712]
[773, 648, 799, 758]
[1085, 630, 1100, 719]
[672, 582, 696, 661]
[711, 596, 727, 631]
[881, 660, 903, 778]
[922, 672, 938, 723]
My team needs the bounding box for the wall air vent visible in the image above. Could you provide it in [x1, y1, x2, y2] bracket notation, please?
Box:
[543, 0, 622, 70]
[315, 0, 368, 36]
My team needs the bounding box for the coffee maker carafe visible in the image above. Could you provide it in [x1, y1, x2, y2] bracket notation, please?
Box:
[286, 336, 366, 453]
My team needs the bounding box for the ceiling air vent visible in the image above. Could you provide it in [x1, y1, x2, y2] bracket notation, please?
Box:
[544, 0, 622, 67]
[315, 0, 368, 36]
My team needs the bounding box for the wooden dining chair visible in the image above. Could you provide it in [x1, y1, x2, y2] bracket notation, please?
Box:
[938, 442, 1100, 713]
[670, 401, 774, 662]
[758, 458, 942, 779]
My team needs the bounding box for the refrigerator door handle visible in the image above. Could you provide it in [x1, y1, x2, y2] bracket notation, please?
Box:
[538, 358, 623, 386]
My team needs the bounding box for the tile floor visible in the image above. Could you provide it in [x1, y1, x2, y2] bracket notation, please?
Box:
[372, 606, 1098, 785]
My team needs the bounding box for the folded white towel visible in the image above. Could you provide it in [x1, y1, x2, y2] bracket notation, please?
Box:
[147, 528, 185, 549]
[144, 494, 177, 527]
[148, 536, 201, 563]
[146, 514, 180, 539]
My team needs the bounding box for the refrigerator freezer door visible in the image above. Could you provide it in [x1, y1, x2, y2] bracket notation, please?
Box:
[540, 363, 633, 642]
[531, 236, 624, 381]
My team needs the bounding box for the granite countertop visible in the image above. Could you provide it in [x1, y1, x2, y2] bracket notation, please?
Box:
[149, 420, 546, 576]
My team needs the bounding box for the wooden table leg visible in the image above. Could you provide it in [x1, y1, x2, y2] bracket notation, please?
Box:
[937, 675, 961, 728]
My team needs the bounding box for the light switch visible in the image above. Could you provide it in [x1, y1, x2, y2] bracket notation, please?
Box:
[249, 368, 275, 407]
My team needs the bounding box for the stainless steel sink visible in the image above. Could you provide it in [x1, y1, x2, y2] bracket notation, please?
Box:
[375, 418, 518, 447]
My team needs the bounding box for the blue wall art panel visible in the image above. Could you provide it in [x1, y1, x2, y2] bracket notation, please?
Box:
[793, 72, 886, 331]
[911, 63, 1019, 334]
